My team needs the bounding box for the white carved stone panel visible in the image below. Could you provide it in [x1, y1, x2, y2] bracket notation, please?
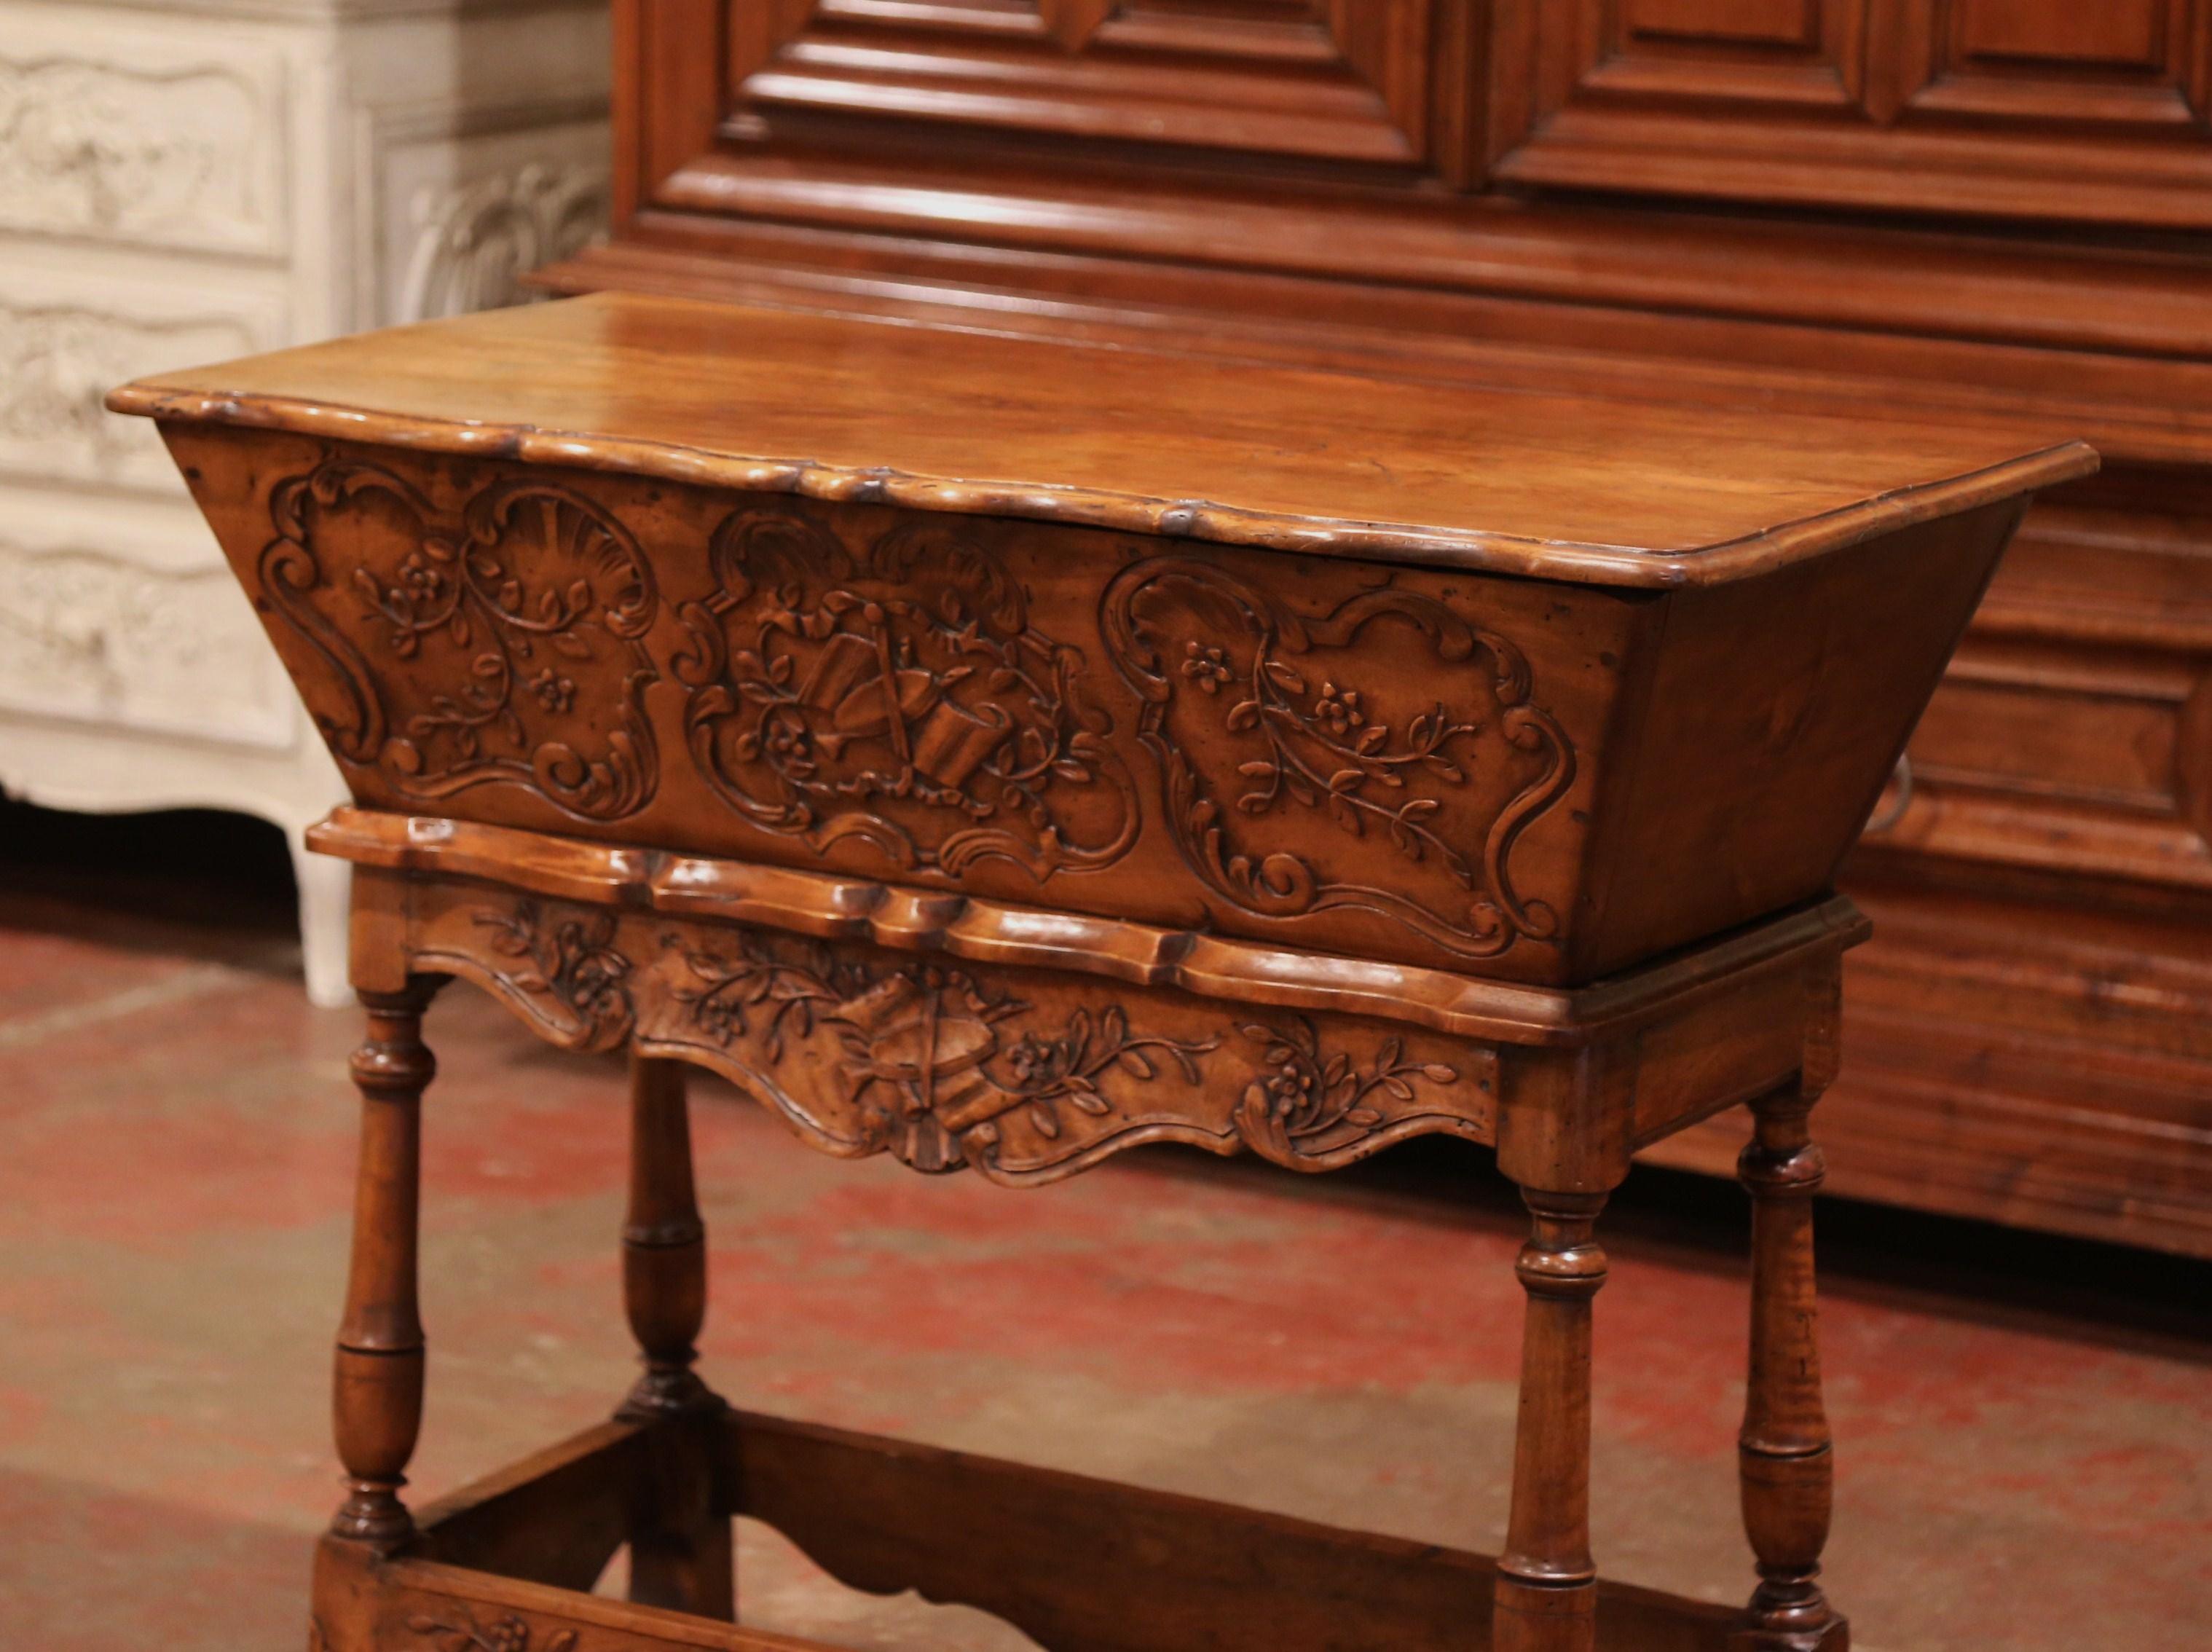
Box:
[0, 0, 610, 1010]
[366, 106, 611, 326]
[0, 7, 287, 256]
[0, 255, 287, 493]
[0, 535, 296, 750]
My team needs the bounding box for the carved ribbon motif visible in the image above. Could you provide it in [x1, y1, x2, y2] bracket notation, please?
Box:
[1101, 559, 1576, 960]
[672, 509, 1139, 881]
[421, 894, 1480, 1184]
[259, 459, 659, 820]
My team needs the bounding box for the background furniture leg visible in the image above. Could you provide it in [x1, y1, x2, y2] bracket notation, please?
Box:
[1736, 1078, 1849, 1651]
[330, 980, 439, 1550]
[1494, 1187, 1609, 1652]
[618, 1054, 734, 1618]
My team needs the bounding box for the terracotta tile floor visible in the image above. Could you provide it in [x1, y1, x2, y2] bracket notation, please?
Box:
[1, 853, 2208, 1651]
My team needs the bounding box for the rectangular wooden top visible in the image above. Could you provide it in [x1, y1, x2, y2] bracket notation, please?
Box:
[109, 291, 2095, 589]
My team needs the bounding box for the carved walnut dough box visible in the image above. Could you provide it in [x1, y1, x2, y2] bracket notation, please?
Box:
[108, 289, 2099, 1186]
[109, 294, 2094, 1652]
[114, 291, 2091, 977]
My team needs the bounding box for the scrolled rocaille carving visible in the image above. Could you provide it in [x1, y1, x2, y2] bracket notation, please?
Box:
[404, 887, 1490, 1186]
[672, 508, 1140, 881]
[257, 459, 660, 821]
[1101, 558, 1576, 961]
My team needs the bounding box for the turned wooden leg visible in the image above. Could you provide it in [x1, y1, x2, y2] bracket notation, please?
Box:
[1495, 1188, 1609, 1652]
[617, 1055, 733, 1618]
[330, 981, 439, 1549]
[1735, 1080, 1849, 1651]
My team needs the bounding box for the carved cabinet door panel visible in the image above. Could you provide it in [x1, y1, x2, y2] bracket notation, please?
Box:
[618, 0, 1491, 224]
[723, 0, 1456, 167]
[1489, 0, 2212, 228]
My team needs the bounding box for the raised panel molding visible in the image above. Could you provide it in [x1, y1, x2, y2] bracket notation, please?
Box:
[723, 0, 1463, 171]
[1889, 0, 2211, 126]
[0, 43, 286, 255]
[1857, 493, 2212, 897]
[1571, 0, 1870, 109]
[1489, 0, 2212, 227]
[1625, 0, 1823, 48]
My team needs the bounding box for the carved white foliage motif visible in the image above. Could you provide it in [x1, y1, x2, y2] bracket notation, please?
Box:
[0, 55, 275, 251]
[398, 162, 610, 322]
[0, 542, 293, 747]
[0, 302, 258, 488]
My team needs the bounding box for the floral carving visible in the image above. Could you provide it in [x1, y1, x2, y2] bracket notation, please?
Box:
[409, 884, 1492, 1182]
[672, 509, 1139, 881]
[1101, 559, 1577, 961]
[474, 901, 633, 1048]
[257, 459, 659, 821]
[1236, 1020, 1459, 1167]
[663, 935, 1216, 1173]
[405, 1611, 576, 1652]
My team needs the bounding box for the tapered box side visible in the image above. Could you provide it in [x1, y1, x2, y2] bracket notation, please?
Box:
[1569, 500, 2026, 980]
[160, 422, 2026, 988]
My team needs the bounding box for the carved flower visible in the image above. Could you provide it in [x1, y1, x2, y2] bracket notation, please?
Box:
[527, 667, 575, 713]
[398, 550, 446, 602]
[1181, 641, 1232, 694]
[1312, 682, 1365, 736]
[1251, 1059, 1320, 1121]
[765, 719, 814, 762]
[1007, 1033, 1056, 1083]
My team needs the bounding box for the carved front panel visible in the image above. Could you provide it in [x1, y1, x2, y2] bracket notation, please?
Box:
[1099, 557, 1576, 961]
[406, 881, 1492, 1183]
[177, 431, 1625, 980]
[674, 508, 1141, 880]
[255, 459, 661, 822]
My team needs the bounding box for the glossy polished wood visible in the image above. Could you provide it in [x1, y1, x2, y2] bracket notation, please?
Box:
[113, 296, 2083, 989]
[559, 0, 2212, 1257]
[108, 287, 2085, 1651]
[107, 291, 2089, 587]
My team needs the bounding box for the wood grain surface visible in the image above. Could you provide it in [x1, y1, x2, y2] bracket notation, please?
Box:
[109, 291, 2093, 588]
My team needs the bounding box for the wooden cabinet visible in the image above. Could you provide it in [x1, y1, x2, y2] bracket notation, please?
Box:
[1492, 0, 2212, 225]
[547, 0, 2212, 1257]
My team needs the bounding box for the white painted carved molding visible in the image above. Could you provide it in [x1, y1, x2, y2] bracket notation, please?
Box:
[0, 540, 295, 749]
[398, 161, 610, 322]
[0, 52, 280, 253]
[0, 302, 259, 489]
